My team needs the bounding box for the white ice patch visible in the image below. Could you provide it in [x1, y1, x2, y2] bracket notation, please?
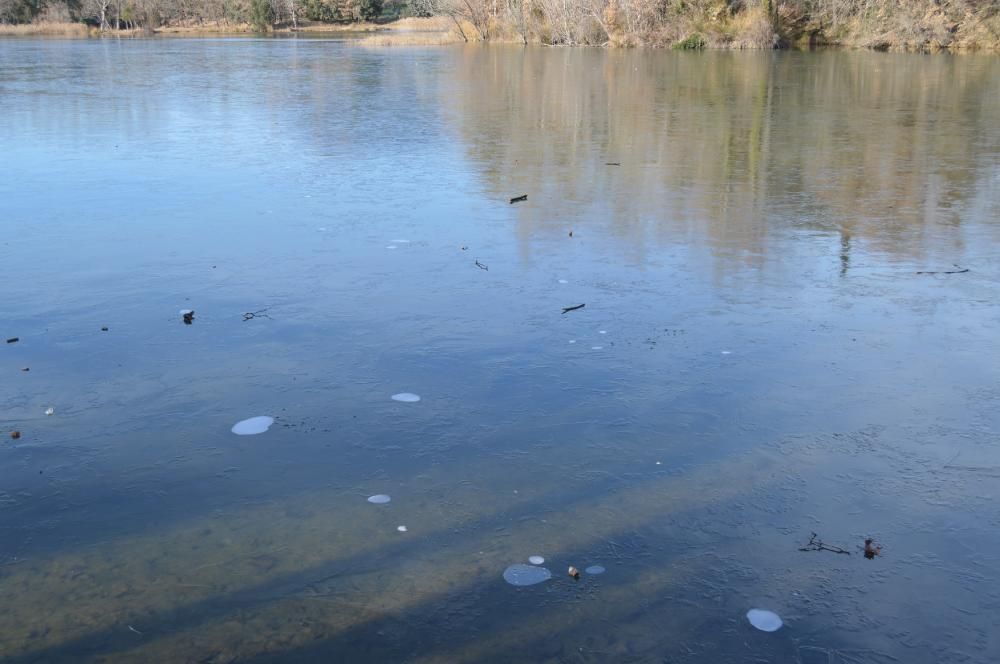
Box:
[231, 416, 274, 435]
[746, 609, 783, 632]
[503, 564, 552, 586]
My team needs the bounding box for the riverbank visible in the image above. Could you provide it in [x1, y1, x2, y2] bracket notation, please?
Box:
[2, 6, 997, 51]
[0, 19, 390, 38]
[394, 1, 999, 51]
[0, 22, 91, 36]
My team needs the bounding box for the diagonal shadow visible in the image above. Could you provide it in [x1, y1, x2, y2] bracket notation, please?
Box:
[2, 443, 784, 664]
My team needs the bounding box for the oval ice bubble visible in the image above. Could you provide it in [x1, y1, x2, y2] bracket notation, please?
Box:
[503, 564, 552, 586]
[746, 609, 783, 632]
[231, 416, 275, 435]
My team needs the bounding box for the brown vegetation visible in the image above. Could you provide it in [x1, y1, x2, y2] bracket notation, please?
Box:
[0, 20, 91, 35]
[1, 0, 996, 49]
[414, 0, 999, 50]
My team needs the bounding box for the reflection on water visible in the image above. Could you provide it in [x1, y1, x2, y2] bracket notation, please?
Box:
[1, 39, 999, 663]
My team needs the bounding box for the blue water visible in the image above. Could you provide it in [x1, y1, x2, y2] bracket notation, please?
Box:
[1, 39, 999, 662]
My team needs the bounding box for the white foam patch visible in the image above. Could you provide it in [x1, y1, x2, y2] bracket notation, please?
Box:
[747, 609, 783, 632]
[599, 330, 607, 334]
[392, 393, 421, 403]
[503, 564, 552, 586]
[386, 245, 397, 249]
[558, 279, 568, 284]
[367, 494, 391, 504]
[397, 525, 408, 532]
[392, 239, 410, 244]
[569, 340, 577, 344]
[231, 416, 274, 436]
[585, 565, 606, 575]
[528, 556, 545, 565]
[591, 346, 604, 350]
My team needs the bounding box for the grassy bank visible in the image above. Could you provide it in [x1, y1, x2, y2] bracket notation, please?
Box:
[2, 1, 998, 50]
[0, 21, 91, 36]
[152, 20, 386, 34]
[357, 16, 467, 44]
[0, 19, 390, 37]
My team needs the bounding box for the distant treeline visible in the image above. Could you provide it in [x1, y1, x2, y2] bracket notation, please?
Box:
[2, 0, 997, 50]
[0, 0, 418, 31]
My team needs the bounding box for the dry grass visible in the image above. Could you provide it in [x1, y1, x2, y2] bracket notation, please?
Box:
[290, 20, 385, 32]
[356, 17, 475, 45]
[357, 29, 464, 46]
[728, 7, 778, 49]
[153, 22, 253, 34]
[0, 22, 91, 36]
[389, 16, 453, 31]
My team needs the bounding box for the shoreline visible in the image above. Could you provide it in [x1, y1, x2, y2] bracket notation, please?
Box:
[1, 17, 997, 52]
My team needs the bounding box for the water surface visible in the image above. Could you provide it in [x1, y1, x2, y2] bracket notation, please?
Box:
[1, 39, 999, 663]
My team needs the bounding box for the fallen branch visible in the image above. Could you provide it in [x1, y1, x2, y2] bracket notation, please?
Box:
[509, 194, 527, 204]
[561, 304, 585, 314]
[799, 532, 850, 555]
[475, 260, 488, 271]
[605, 162, 620, 166]
[242, 308, 272, 321]
[916, 264, 969, 275]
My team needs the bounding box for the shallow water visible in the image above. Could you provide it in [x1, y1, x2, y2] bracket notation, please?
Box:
[1, 39, 999, 663]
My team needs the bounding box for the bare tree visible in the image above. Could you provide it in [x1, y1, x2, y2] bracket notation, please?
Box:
[85, 0, 115, 28]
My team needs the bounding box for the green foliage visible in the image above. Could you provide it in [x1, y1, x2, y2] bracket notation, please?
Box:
[249, 0, 273, 30]
[302, 0, 337, 20]
[223, 0, 249, 24]
[1, 0, 44, 23]
[673, 32, 706, 48]
[352, 0, 381, 21]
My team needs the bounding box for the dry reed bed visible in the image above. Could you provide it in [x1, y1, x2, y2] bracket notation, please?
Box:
[0, 22, 90, 36]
